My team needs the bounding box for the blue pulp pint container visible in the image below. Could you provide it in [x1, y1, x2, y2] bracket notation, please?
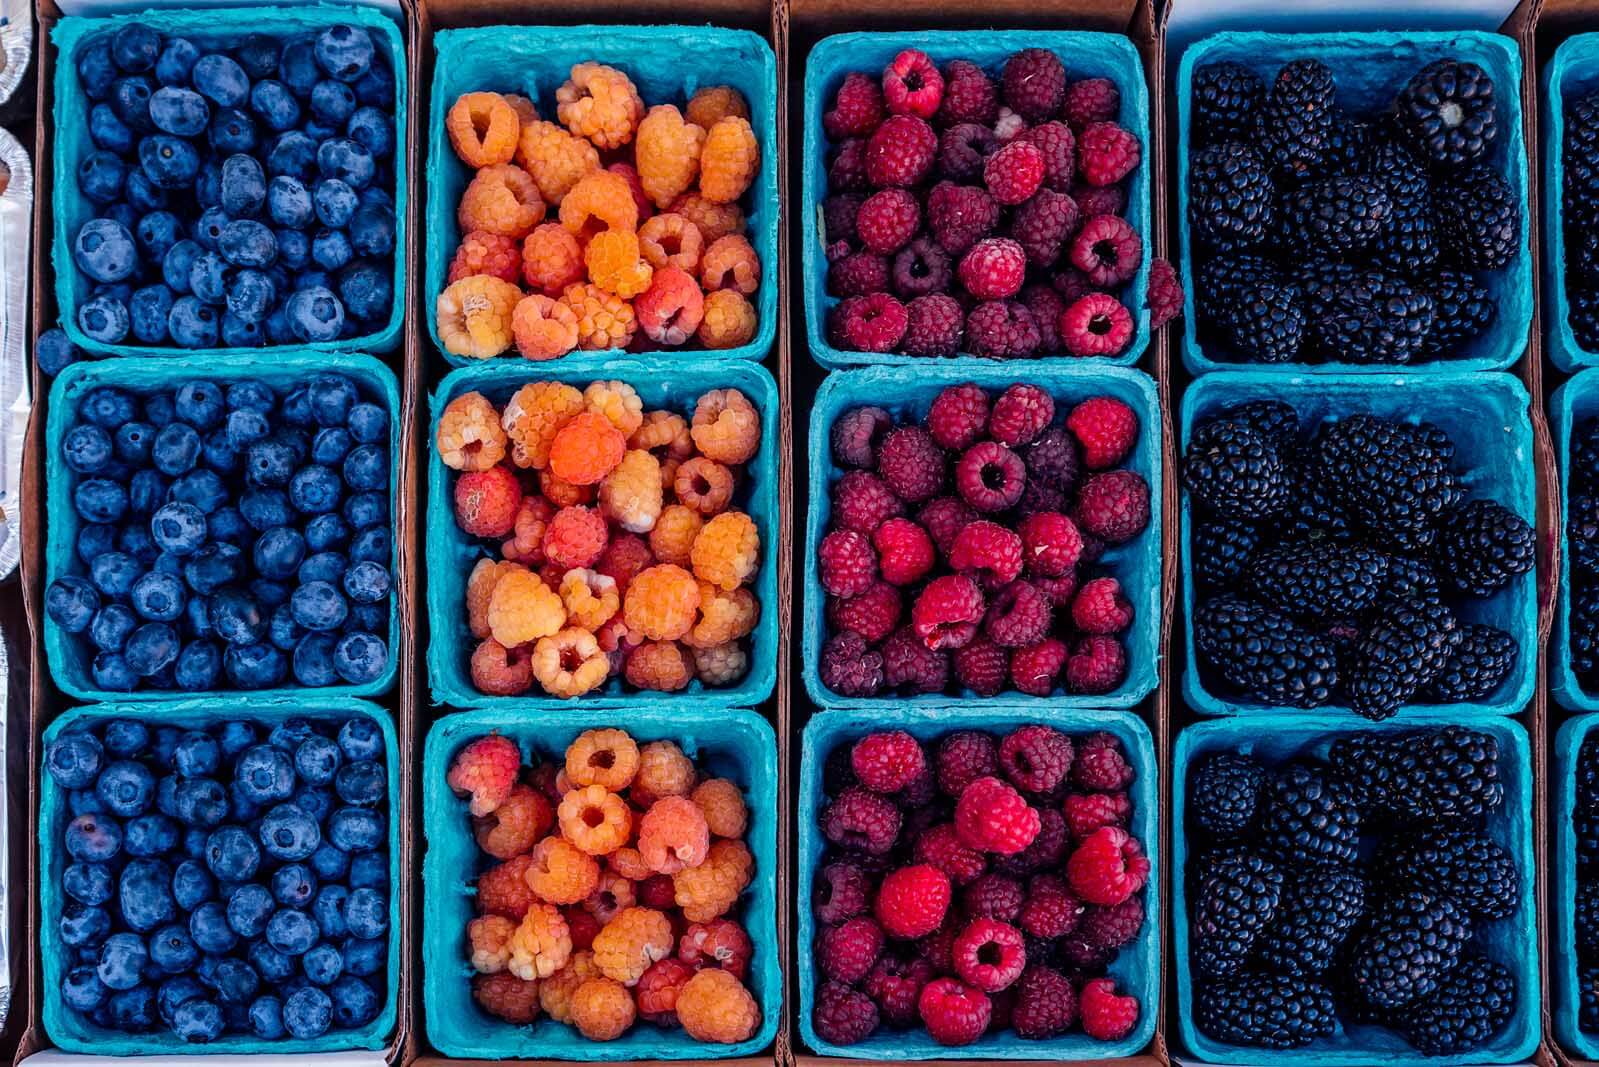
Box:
[802, 363, 1162, 710]
[39, 697, 401, 1054]
[1552, 370, 1599, 711]
[797, 705, 1159, 1059]
[1176, 31, 1531, 375]
[421, 706, 780, 1059]
[801, 30, 1151, 370]
[424, 25, 778, 366]
[1544, 34, 1599, 371]
[1172, 713, 1539, 1065]
[1180, 370, 1537, 717]
[1554, 715, 1599, 1056]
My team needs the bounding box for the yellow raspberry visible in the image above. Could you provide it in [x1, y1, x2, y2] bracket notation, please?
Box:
[437, 275, 522, 359]
[676, 968, 760, 1044]
[531, 627, 610, 698]
[592, 906, 674, 986]
[437, 391, 508, 471]
[525, 836, 601, 906]
[672, 839, 753, 922]
[447, 92, 520, 167]
[669, 193, 747, 244]
[701, 234, 761, 296]
[585, 229, 654, 299]
[560, 283, 636, 352]
[557, 62, 645, 150]
[634, 740, 697, 802]
[631, 410, 695, 464]
[584, 869, 638, 925]
[540, 950, 598, 1024]
[558, 784, 633, 856]
[468, 558, 529, 639]
[566, 728, 640, 791]
[515, 121, 600, 207]
[686, 85, 750, 130]
[636, 104, 706, 210]
[486, 569, 566, 647]
[624, 641, 694, 692]
[692, 777, 749, 838]
[458, 163, 546, 238]
[692, 511, 760, 591]
[638, 213, 705, 273]
[468, 913, 518, 973]
[608, 846, 653, 882]
[540, 469, 594, 509]
[502, 93, 540, 127]
[623, 564, 701, 641]
[511, 293, 580, 361]
[692, 388, 762, 465]
[560, 169, 640, 244]
[638, 795, 710, 875]
[583, 380, 645, 436]
[522, 222, 586, 295]
[571, 976, 636, 1040]
[501, 381, 585, 469]
[598, 450, 663, 535]
[558, 569, 620, 631]
[649, 504, 703, 568]
[692, 642, 749, 687]
[508, 901, 572, 980]
[698, 289, 758, 350]
[698, 117, 760, 204]
[683, 581, 759, 649]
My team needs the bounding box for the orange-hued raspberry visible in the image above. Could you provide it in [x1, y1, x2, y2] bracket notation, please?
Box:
[502, 93, 539, 127]
[701, 235, 761, 296]
[636, 957, 694, 1025]
[571, 976, 636, 1040]
[540, 950, 598, 1023]
[517, 121, 600, 207]
[625, 641, 694, 692]
[698, 289, 759, 350]
[584, 870, 638, 926]
[686, 85, 750, 130]
[502, 381, 585, 470]
[672, 839, 753, 923]
[609, 846, 654, 882]
[438, 275, 523, 359]
[692, 643, 749, 687]
[592, 906, 674, 985]
[455, 464, 523, 538]
[692, 388, 761, 465]
[557, 62, 645, 149]
[699, 117, 760, 204]
[559, 784, 634, 856]
[634, 740, 697, 801]
[648, 504, 703, 567]
[526, 835, 602, 905]
[511, 294, 580, 361]
[546, 412, 627, 486]
[448, 733, 521, 817]
[679, 918, 754, 980]
[638, 795, 710, 875]
[468, 913, 518, 973]
[585, 229, 654, 299]
[567, 906, 602, 950]
[634, 267, 705, 347]
[565, 728, 640, 790]
[469, 558, 530, 637]
[478, 853, 540, 920]
[438, 391, 509, 471]
[673, 458, 735, 517]
[522, 223, 585, 296]
[632, 410, 696, 465]
[623, 564, 701, 641]
[638, 213, 706, 274]
[558, 569, 621, 631]
[559, 283, 638, 352]
[502, 497, 555, 565]
[636, 105, 706, 209]
[676, 968, 760, 1044]
[540, 469, 594, 509]
[471, 637, 535, 696]
[509, 901, 573, 980]
[692, 511, 760, 591]
[560, 170, 641, 244]
[582, 379, 645, 436]
[543, 505, 608, 570]
[473, 972, 542, 1023]
[459, 164, 546, 238]
[597, 450, 663, 534]
[475, 784, 555, 858]
[597, 533, 655, 594]
[609, 162, 654, 220]
[683, 582, 759, 650]
[487, 569, 567, 647]
[691, 778, 749, 839]
[449, 230, 523, 285]
[448, 92, 521, 167]
[670, 193, 747, 244]
[531, 628, 611, 698]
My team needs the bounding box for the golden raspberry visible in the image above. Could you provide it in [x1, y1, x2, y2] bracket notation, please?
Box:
[509, 901, 573, 980]
[449, 734, 522, 817]
[540, 469, 594, 509]
[597, 533, 654, 595]
[560, 170, 640, 244]
[542, 505, 606, 571]
[502, 497, 554, 565]
[676, 968, 760, 1044]
[670, 193, 747, 243]
[471, 637, 534, 696]
[540, 950, 597, 1023]
[636, 105, 706, 209]
[692, 642, 749, 687]
[698, 289, 758, 350]
[648, 504, 703, 567]
[449, 230, 523, 285]
[638, 795, 710, 875]
[673, 457, 735, 516]
[571, 976, 636, 1040]
[692, 777, 749, 838]
[459, 164, 546, 238]
[701, 234, 761, 296]
[638, 213, 706, 274]
[438, 275, 523, 359]
[631, 410, 695, 465]
[609, 162, 653, 219]
[634, 267, 705, 348]
[608, 846, 653, 882]
[691, 388, 761, 465]
[531, 627, 611, 698]
[522, 223, 585, 295]
[672, 839, 753, 922]
[559, 784, 633, 856]
[557, 62, 645, 150]
[438, 392, 509, 471]
[477, 853, 540, 920]
[516, 120, 600, 207]
[636, 958, 694, 1025]
[560, 283, 637, 352]
[585, 229, 654, 299]
[578, 379, 644, 435]
[584, 870, 638, 925]
[683, 582, 759, 649]
[592, 906, 674, 985]
[526, 836, 601, 905]
[566, 728, 640, 791]
[625, 640, 694, 692]
[559, 569, 621, 630]
[502, 93, 539, 127]
[686, 85, 750, 130]
[623, 564, 701, 641]
[473, 972, 542, 1023]
[474, 783, 555, 858]
[510, 293, 579, 361]
[468, 913, 517, 973]
[502, 381, 585, 469]
[487, 569, 566, 647]
[699, 117, 760, 204]
[692, 510, 760, 591]
[549, 412, 627, 486]
[448, 92, 521, 167]
[634, 740, 697, 801]
[597, 450, 663, 535]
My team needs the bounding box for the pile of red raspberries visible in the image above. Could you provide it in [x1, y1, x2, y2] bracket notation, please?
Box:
[811, 726, 1149, 1047]
[821, 47, 1144, 359]
[818, 383, 1150, 699]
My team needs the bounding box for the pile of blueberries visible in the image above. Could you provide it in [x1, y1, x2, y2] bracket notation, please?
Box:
[44, 372, 392, 693]
[46, 715, 391, 1042]
[60, 20, 397, 355]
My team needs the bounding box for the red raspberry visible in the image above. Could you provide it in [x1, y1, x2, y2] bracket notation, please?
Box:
[934, 730, 998, 797]
[863, 953, 935, 1028]
[901, 293, 966, 358]
[1033, 571, 1080, 607]
[1080, 896, 1145, 951]
[856, 188, 921, 255]
[917, 495, 978, 557]
[953, 917, 1026, 992]
[983, 141, 1046, 206]
[1065, 635, 1127, 694]
[911, 574, 985, 650]
[831, 406, 893, 469]
[1019, 121, 1077, 191]
[1073, 731, 1134, 790]
[883, 49, 944, 118]
[828, 251, 890, 298]
[1018, 511, 1083, 577]
[852, 729, 926, 793]
[989, 384, 1054, 446]
[455, 466, 522, 538]
[839, 292, 909, 353]
[963, 872, 1024, 922]
[1071, 214, 1142, 288]
[819, 528, 878, 598]
[954, 441, 1026, 512]
[1072, 577, 1133, 634]
[826, 72, 886, 139]
[818, 915, 885, 984]
[1066, 826, 1149, 905]
[882, 626, 950, 695]
[965, 301, 1040, 360]
[913, 822, 987, 885]
[820, 630, 886, 698]
[950, 520, 1024, 590]
[1079, 977, 1139, 1042]
[1051, 265, 1098, 306]
[1148, 257, 1184, 329]
[1010, 638, 1068, 697]
[448, 734, 521, 816]
[830, 138, 869, 192]
[993, 806, 1069, 876]
[1057, 928, 1117, 972]
[1001, 48, 1066, 123]
[1020, 284, 1067, 353]
[918, 977, 992, 1046]
[875, 864, 952, 938]
[891, 237, 952, 299]
[866, 114, 937, 187]
[814, 861, 870, 925]
[998, 725, 1073, 794]
[814, 980, 879, 1045]
[937, 59, 999, 126]
[938, 122, 1000, 183]
[873, 518, 935, 585]
[993, 106, 1029, 142]
[927, 182, 999, 256]
[1012, 964, 1079, 1039]
[1077, 121, 1141, 187]
[1059, 292, 1134, 358]
[1018, 875, 1083, 939]
[822, 784, 901, 853]
[1018, 481, 1068, 523]
[1072, 180, 1126, 218]
[823, 193, 866, 245]
[926, 383, 991, 451]
[957, 238, 1026, 301]
[918, 922, 959, 974]
[955, 776, 1040, 854]
[1062, 78, 1120, 132]
[984, 579, 1052, 648]
[828, 582, 903, 644]
[1066, 396, 1138, 470]
[1009, 189, 1080, 269]
[833, 471, 905, 533]
[877, 426, 946, 504]
[1075, 469, 1150, 543]
[1063, 791, 1131, 839]
[953, 638, 1010, 696]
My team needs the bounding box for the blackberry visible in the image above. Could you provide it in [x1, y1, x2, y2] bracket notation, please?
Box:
[1255, 60, 1337, 186]
[1577, 422, 1599, 495]
[1578, 809, 1599, 876]
[1193, 595, 1340, 708]
[1279, 176, 1392, 257]
[1255, 865, 1367, 977]
[1192, 520, 1264, 591]
[1196, 253, 1281, 326]
[1571, 287, 1599, 352]
[1564, 94, 1599, 213]
[1582, 966, 1599, 1032]
[1436, 165, 1520, 271]
[1215, 400, 1299, 450]
[1317, 112, 1374, 177]
[1276, 447, 1354, 541]
[1572, 495, 1599, 577]
[1401, 955, 1516, 1055]
[1329, 726, 1504, 824]
[1379, 553, 1443, 607]
[1350, 890, 1473, 1009]
[1244, 541, 1390, 621]
[1576, 586, 1599, 685]
[1313, 415, 1460, 537]
[1188, 143, 1274, 252]
[1224, 283, 1305, 363]
[1258, 763, 1362, 867]
[1434, 500, 1535, 596]
[1581, 883, 1599, 956]
[1367, 141, 1439, 276]
[1189, 848, 1284, 977]
[1302, 267, 1436, 365]
[1423, 623, 1517, 701]
[1183, 419, 1289, 520]
[1347, 598, 1461, 721]
[1189, 752, 1267, 839]
[1394, 60, 1499, 169]
[1421, 269, 1495, 357]
[1374, 829, 1519, 920]
[1193, 62, 1265, 145]
[1578, 737, 1599, 813]
[1194, 974, 1336, 1049]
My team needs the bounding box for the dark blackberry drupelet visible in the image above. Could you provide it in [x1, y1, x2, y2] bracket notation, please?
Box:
[1421, 269, 1495, 357]
[1576, 586, 1599, 685]
[1367, 140, 1440, 276]
[1380, 553, 1444, 608]
[1579, 736, 1599, 813]
[1215, 400, 1299, 450]
[1374, 829, 1520, 920]
[1196, 253, 1281, 330]
[1224, 283, 1305, 363]
[1193, 62, 1265, 145]
[1195, 975, 1337, 1049]
[1301, 267, 1436, 365]
[1436, 165, 1520, 270]
[1259, 763, 1362, 867]
[1244, 541, 1391, 621]
[1577, 422, 1599, 495]
[1191, 520, 1264, 591]
[1189, 752, 1267, 839]
[1401, 955, 1516, 1055]
[1347, 598, 1461, 721]
[1190, 848, 1284, 978]
[1394, 60, 1499, 169]
[1276, 446, 1355, 542]
[1188, 143, 1274, 252]
[1193, 595, 1340, 708]
[1278, 176, 1392, 257]
[1422, 623, 1517, 701]
[1317, 112, 1374, 176]
[1572, 288, 1599, 352]
[1255, 60, 1337, 185]
[1313, 414, 1461, 537]
[1582, 966, 1599, 1033]
[1351, 890, 1473, 1010]
[1183, 419, 1289, 520]
[1329, 726, 1504, 823]
[1255, 865, 1366, 978]
[1581, 883, 1599, 956]
[1434, 500, 1536, 596]
[1565, 94, 1599, 222]
[1569, 496, 1599, 575]
[1579, 810, 1599, 877]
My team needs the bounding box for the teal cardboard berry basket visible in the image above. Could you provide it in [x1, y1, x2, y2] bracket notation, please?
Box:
[1553, 370, 1599, 710]
[1545, 34, 1599, 371]
[421, 706, 780, 1060]
[43, 351, 402, 703]
[802, 363, 1162, 709]
[39, 697, 401, 1055]
[1171, 713, 1539, 1065]
[1180, 370, 1537, 717]
[425, 357, 778, 709]
[797, 706, 1159, 1059]
[1554, 715, 1599, 1056]
[50, 5, 408, 359]
[801, 30, 1151, 370]
[424, 25, 778, 367]
[1176, 31, 1531, 375]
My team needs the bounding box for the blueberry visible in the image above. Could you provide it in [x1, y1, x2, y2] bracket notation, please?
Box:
[124, 622, 180, 677]
[152, 551, 183, 577]
[156, 974, 207, 1028]
[344, 491, 386, 529]
[312, 178, 357, 228]
[181, 543, 243, 596]
[74, 479, 129, 527]
[172, 997, 224, 1042]
[138, 134, 201, 189]
[308, 842, 349, 882]
[147, 502, 204, 557]
[218, 219, 277, 269]
[206, 590, 263, 646]
[266, 908, 320, 957]
[125, 170, 168, 214]
[269, 718, 320, 750]
[36, 328, 80, 377]
[339, 888, 385, 942]
[207, 106, 257, 155]
[245, 439, 298, 488]
[317, 138, 375, 191]
[303, 80, 354, 128]
[283, 985, 332, 1038]
[345, 106, 393, 159]
[192, 54, 248, 107]
[290, 580, 347, 632]
[209, 956, 259, 1004]
[92, 652, 139, 692]
[285, 465, 340, 515]
[78, 40, 119, 99]
[250, 79, 300, 132]
[205, 825, 260, 882]
[271, 425, 312, 463]
[82, 387, 137, 428]
[327, 806, 383, 852]
[187, 252, 231, 312]
[167, 296, 220, 348]
[78, 525, 117, 564]
[72, 790, 108, 819]
[90, 605, 138, 653]
[298, 516, 346, 556]
[342, 936, 384, 977]
[252, 578, 291, 610]
[249, 941, 295, 987]
[180, 901, 232, 956]
[128, 284, 173, 343]
[63, 424, 113, 476]
[235, 743, 296, 803]
[111, 76, 155, 130]
[260, 803, 321, 861]
[46, 576, 101, 634]
[246, 993, 285, 1038]
[148, 923, 199, 975]
[119, 858, 177, 931]
[292, 633, 340, 687]
[169, 860, 214, 912]
[330, 974, 381, 1029]
[61, 901, 113, 947]
[343, 856, 386, 898]
[74, 218, 139, 284]
[234, 34, 280, 79]
[78, 150, 126, 204]
[150, 421, 200, 477]
[338, 260, 392, 322]
[159, 239, 200, 294]
[266, 130, 318, 179]
[169, 468, 227, 513]
[334, 759, 385, 806]
[133, 212, 180, 264]
[124, 812, 179, 856]
[311, 228, 353, 271]
[124, 470, 165, 518]
[97, 933, 149, 991]
[226, 642, 288, 688]
[112, 25, 160, 73]
[65, 863, 115, 911]
[66, 813, 123, 862]
[97, 759, 155, 817]
[236, 489, 288, 531]
[214, 152, 267, 218]
[258, 180, 313, 237]
[301, 430, 349, 470]
[98, 207, 138, 240]
[268, 605, 305, 651]
[63, 965, 110, 1013]
[165, 732, 217, 780]
[249, 526, 305, 580]
[155, 37, 199, 85]
[170, 778, 224, 830]
[147, 86, 209, 137]
[270, 231, 308, 275]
